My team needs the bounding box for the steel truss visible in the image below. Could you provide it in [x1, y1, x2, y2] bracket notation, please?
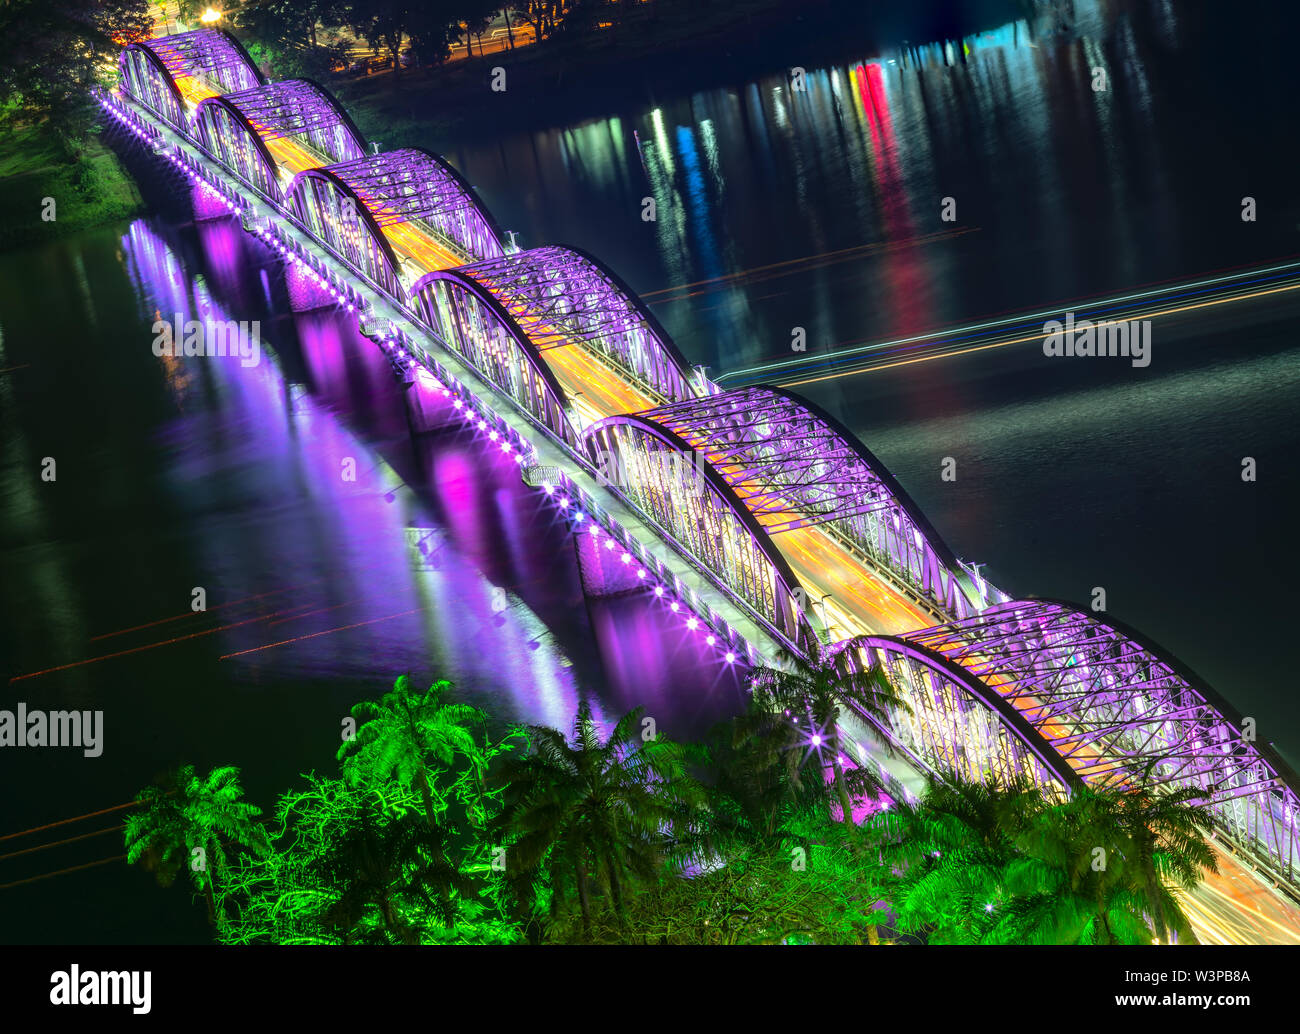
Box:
[138, 28, 263, 96]
[410, 272, 583, 452]
[583, 414, 810, 647]
[322, 149, 504, 263]
[286, 169, 403, 299]
[641, 386, 981, 619]
[846, 637, 1079, 797]
[905, 600, 1300, 888]
[211, 79, 367, 166]
[453, 246, 697, 406]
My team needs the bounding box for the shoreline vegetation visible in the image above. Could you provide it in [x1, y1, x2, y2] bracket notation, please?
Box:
[122, 672, 1216, 946]
[0, 0, 1035, 250]
[0, 122, 144, 251]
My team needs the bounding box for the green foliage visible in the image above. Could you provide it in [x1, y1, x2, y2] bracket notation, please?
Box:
[127, 677, 1219, 946]
[217, 774, 521, 945]
[746, 636, 906, 828]
[0, 0, 151, 137]
[858, 773, 1217, 945]
[124, 764, 269, 929]
[492, 699, 705, 939]
[337, 675, 487, 828]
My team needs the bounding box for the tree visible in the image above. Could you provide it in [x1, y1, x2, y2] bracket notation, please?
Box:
[860, 772, 1043, 943]
[1009, 782, 1215, 945]
[215, 773, 522, 945]
[493, 699, 702, 938]
[746, 636, 907, 830]
[698, 705, 826, 857]
[124, 764, 269, 929]
[508, 0, 563, 45]
[238, 0, 352, 79]
[0, 0, 152, 137]
[336, 675, 487, 830]
[460, 0, 498, 57]
[344, 0, 465, 74]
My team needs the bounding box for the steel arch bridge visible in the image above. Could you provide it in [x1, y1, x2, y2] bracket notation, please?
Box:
[195, 79, 368, 201]
[285, 167, 406, 298]
[311, 148, 505, 265]
[101, 29, 1300, 918]
[844, 635, 1081, 796]
[582, 412, 809, 646]
[119, 28, 263, 129]
[436, 246, 699, 410]
[896, 600, 1300, 886]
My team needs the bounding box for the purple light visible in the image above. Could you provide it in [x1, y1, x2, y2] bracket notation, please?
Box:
[705, 634, 716, 645]
[669, 602, 679, 612]
[724, 651, 736, 663]
[686, 617, 698, 630]
[653, 586, 664, 596]
[636, 568, 646, 579]
[812, 734, 822, 747]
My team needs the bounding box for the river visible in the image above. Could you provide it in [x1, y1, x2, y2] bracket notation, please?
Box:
[1, 0, 1297, 941]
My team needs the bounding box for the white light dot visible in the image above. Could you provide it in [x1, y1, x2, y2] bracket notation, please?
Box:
[654, 586, 664, 596]
[670, 602, 679, 612]
[686, 617, 698, 630]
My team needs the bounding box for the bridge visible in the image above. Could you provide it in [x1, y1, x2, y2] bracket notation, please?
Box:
[104, 28, 1300, 942]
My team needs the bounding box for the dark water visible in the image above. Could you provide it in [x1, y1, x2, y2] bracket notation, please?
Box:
[2, 0, 1298, 942]
[439, 0, 1300, 755]
[0, 213, 746, 942]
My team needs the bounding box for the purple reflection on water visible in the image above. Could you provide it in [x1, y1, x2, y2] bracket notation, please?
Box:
[136, 213, 752, 736]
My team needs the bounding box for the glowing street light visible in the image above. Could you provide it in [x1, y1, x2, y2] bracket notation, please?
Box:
[200, 7, 222, 24]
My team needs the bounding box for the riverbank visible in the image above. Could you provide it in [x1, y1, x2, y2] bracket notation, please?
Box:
[336, 0, 1026, 149]
[0, 123, 144, 252]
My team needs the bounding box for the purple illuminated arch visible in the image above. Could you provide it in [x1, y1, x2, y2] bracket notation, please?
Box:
[285, 167, 403, 297]
[195, 79, 367, 201]
[314, 148, 505, 263]
[905, 599, 1300, 890]
[638, 385, 983, 620]
[409, 268, 583, 451]
[845, 635, 1082, 793]
[431, 246, 697, 407]
[118, 42, 188, 130]
[583, 411, 808, 646]
[135, 28, 263, 95]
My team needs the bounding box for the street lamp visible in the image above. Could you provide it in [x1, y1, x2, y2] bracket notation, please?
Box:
[200, 7, 222, 24]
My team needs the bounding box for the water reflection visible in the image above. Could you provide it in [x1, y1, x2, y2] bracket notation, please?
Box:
[119, 215, 747, 740]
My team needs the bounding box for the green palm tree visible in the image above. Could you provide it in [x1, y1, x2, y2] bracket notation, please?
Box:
[493, 699, 700, 938]
[699, 705, 827, 856]
[320, 799, 475, 944]
[1011, 782, 1215, 945]
[747, 636, 907, 829]
[861, 772, 1042, 943]
[337, 676, 486, 829]
[124, 764, 269, 927]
